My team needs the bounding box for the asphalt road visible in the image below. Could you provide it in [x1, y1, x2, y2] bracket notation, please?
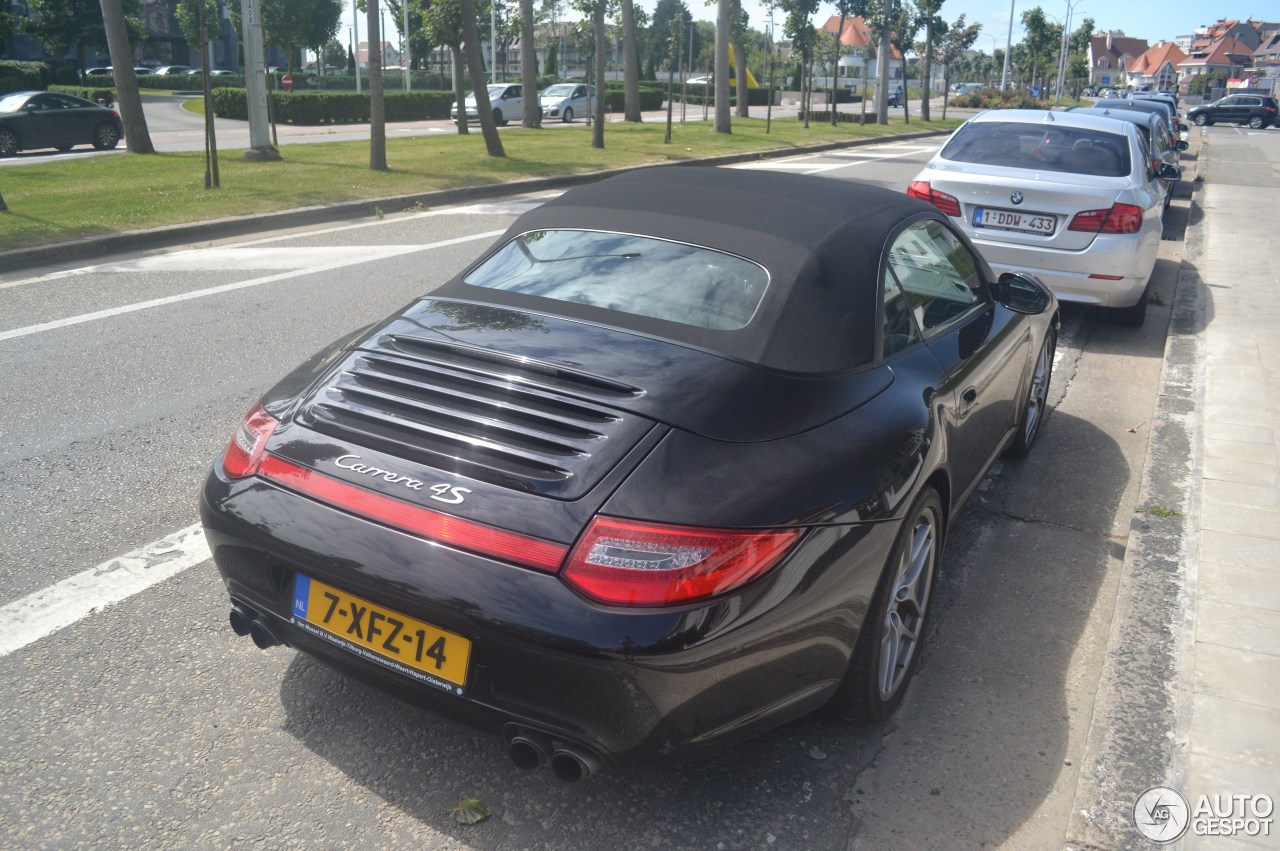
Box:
[0, 140, 1186, 849]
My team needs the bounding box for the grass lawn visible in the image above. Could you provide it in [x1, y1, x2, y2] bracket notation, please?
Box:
[0, 114, 963, 251]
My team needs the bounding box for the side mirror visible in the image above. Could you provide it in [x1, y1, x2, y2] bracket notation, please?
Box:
[1159, 162, 1183, 181]
[1176, 139, 1189, 151]
[994, 272, 1053, 315]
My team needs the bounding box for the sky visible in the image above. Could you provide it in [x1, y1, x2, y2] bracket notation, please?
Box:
[337, 0, 1264, 58]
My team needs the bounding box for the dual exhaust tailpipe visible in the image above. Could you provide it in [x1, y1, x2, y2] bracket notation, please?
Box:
[229, 603, 281, 650]
[504, 724, 603, 783]
[228, 611, 601, 780]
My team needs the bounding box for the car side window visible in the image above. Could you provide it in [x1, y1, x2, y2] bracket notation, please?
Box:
[574, 86, 585, 98]
[886, 220, 986, 335]
[510, 86, 521, 99]
[881, 266, 922, 358]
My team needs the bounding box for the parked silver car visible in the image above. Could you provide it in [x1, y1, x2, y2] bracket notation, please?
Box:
[538, 83, 595, 122]
[1066, 106, 1187, 210]
[452, 84, 524, 125]
[908, 109, 1175, 326]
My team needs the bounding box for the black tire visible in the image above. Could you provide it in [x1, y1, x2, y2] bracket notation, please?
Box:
[91, 121, 120, 150]
[1193, 114, 1208, 126]
[0, 126, 18, 156]
[493, 108, 506, 127]
[562, 107, 573, 123]
[1249, 116, 1264, 129]
[1114, 286, 1149, 328]
[1005, 327, 1056, 459]
[829, 487, 944, 722]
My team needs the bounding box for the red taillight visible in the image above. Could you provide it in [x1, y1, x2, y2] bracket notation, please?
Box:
[907, 180, 961, 216]
[1067, 203, 1144, 234]
[222, 402, 279, 479]
[257, 454, 568, 571]
[562, 516, 801, 607]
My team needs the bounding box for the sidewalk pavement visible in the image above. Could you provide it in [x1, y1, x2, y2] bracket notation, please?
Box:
[1067, 128, 1280, 849]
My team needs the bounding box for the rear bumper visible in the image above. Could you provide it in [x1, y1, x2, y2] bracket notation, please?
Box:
[200, 471, 890, 766]
[973, 233, 1157, 308]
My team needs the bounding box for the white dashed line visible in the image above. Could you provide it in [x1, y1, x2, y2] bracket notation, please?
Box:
[0, 524, 211, 657]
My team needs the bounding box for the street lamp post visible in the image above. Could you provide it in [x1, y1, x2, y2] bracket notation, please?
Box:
[1002, 0, 1015, 91]
[1055, 1, 1084, 101]
[352, 1, 361, 93]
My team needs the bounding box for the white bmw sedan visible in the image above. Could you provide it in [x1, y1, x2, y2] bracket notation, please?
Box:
[908, 109, 1177, 326]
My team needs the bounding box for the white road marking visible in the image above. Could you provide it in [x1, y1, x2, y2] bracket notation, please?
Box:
[69, 245, 445, 273]
[734, 145, 939, 174]
[0, 230, 504, 343]
[0, 524, 211, 657]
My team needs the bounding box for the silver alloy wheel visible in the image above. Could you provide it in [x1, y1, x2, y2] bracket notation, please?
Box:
[92, 122, 120, 149]
[0, 127, 17, 156]
[878, 505, 937, 700]
[562, 107, 573, 123]
[1023, 335, 1052, 444]
[1249, 116, 1264, 129]
[1194, 114, 1208, 126]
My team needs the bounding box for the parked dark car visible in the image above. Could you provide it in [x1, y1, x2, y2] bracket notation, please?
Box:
[1187, 94, 1279, 129]
[0, 91, 123, 156]
[1066, 105, 1187, 210]
[200, 167, 1058, 781]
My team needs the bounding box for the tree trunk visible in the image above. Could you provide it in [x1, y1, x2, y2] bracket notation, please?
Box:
[920, 27, 931, 121]
[591, 0, 605, 148]
[876, 0, 891, 125]
[713, 0, 730, 133]
[451, 45, 469, 134]
[621, 0, 641, 121]
[99, 0, 153, 153]
[367, 0, 387, 170]
[520, 0, 541, 127]
[831, 12, 846, 125]
[732, 6, 747, 120]
[461, 0, 505, 157]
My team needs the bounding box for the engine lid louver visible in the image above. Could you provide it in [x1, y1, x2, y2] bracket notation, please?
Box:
[295, 338, 654, 499]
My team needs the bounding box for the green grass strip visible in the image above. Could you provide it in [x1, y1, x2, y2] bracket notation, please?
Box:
[0, 116, 962, 250]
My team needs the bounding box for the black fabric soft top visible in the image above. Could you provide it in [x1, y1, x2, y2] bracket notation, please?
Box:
[433, 166, 938, 373]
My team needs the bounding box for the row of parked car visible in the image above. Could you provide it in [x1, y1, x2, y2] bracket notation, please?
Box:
[452, 83, 597, 125]
[909, 92, 1191, 327]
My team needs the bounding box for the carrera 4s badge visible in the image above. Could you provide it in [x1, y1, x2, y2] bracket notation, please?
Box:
[333, 455, 472, 504]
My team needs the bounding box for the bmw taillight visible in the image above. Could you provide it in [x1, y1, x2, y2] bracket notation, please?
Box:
[907, 181, 961, 216]
[561, 517, 801, 607]
[221, 402, 279, 479]
[1068, 203, 1144, 234]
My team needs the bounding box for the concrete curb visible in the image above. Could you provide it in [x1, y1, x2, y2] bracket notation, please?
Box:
[0, 129, 949, 274]
[1064, 135, 1207, 850]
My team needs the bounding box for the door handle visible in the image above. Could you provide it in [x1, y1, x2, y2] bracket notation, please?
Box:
[961, 387, 978, 406]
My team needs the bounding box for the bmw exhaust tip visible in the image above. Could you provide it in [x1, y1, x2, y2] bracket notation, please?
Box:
[229, 603, 256, 637]
[248, 616, 281, 650]
[506, 729, 553, 771]
[550, 744, 602, 783]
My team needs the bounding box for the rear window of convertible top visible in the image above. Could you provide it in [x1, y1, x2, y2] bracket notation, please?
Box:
[463, 229, 770, 331]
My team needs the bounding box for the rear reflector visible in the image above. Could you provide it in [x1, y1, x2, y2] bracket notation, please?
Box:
[222, 403, 279, 479]
[906, 181, 961, 216]
[1088, 273, 1126, 280]
[562, 516, 801, 607]
[257, 454, 567, 572]
[1068, 203, 1144, 234]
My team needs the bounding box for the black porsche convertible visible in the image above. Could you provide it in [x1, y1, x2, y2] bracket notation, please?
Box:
[201, 167, 1058, 781]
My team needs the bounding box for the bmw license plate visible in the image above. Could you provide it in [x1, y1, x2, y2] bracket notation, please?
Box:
[292, 574, 471, 695]
[974, 207, 1056, 235]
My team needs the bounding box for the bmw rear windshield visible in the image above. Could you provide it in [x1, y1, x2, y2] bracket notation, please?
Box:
[942, 122, 1131, 177]
[463, 229, 770, 331]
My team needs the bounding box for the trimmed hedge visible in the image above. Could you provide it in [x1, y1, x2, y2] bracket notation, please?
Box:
[0, 60, 53, 94]
[601, 83, 665, 111]
[136, 73, 245, 90]
[801, 110, 873, 124]
[50, 85, 117, 103]
[952, 89, 1041, 110]
[210, 88, 455, 124]
[670, 84, 773, 107]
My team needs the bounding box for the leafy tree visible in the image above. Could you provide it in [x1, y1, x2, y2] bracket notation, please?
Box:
[912, 0, 943, 120]
[868, 0, 915, 122]
[0, 7, 21, 47]
[545, 40, 558, 77]
[571, 0, 609, 147]
[779, 0, 819, 127]
[732, 0, 748, 119]
[936, 13, 977, 118]
[422, 0, 471, 133]
[647, 0, 692, 74]
[829, 0, 870, 125]
[264, 0, 342, 76]
[29, 0, 138, 76]
[1019, 6, 1061, 95]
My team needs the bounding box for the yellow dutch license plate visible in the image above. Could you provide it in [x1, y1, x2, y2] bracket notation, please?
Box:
[291, 574, 471, 694]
